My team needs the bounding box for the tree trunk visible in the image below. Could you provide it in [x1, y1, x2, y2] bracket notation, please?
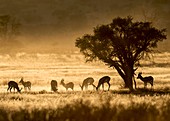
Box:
[112, 64, 128, 87]
[123, 66, 134, 91]
[123, 78, 129, 88]
[119, 72, 133, 91]
[133, 76, 137, 89]
[112, 63, 134, 91]
[126, 66, 134, 91]
[126, 73, 133, 91]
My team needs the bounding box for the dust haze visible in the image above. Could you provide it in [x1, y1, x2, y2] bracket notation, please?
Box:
[0, 0, 169, 53]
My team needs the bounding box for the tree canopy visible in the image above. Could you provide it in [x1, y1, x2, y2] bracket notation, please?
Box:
[75, 16, 167, 91]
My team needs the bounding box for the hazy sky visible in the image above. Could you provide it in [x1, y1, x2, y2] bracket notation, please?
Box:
[0, 0, 169, 52]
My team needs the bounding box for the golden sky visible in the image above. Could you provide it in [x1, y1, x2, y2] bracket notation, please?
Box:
[0, 0, 169, 53]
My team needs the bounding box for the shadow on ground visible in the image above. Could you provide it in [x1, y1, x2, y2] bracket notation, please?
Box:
[111, 88, 170, 96]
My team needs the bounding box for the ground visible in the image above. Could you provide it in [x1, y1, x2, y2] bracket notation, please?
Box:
[0, 51, 170, 121]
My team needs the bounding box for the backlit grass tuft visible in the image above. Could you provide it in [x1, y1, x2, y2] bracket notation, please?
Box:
[0, 91, 170, 121]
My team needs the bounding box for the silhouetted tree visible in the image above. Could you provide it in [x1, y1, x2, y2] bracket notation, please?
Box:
[0, 15, 21, 55]
[75, 16, 166, 91]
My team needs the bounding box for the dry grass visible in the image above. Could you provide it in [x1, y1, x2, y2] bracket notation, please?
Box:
[0, 52, 170, 121]
[0, 90, 170, 121]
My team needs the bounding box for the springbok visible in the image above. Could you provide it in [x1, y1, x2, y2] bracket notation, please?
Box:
[96, 76, 111, 91]
[79, 77, 96, 91]
[7, 81, 22, 93]
[19, 77, 31, 91]
[51, 80, 58, 92]
[60, 79, 74, 91]
[137, 72, 154, 89]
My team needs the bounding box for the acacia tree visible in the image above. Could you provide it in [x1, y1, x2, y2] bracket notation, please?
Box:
[75, 16, 166, 91]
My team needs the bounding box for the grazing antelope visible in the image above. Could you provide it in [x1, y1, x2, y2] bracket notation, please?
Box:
[19, 77, 31, 91]
[7, 81, 22, 93]
[137, 72, 154, 89]
[79, 77, 96, 91]
[96, 76, 111, 91]
[51, 80, 58, 92]
[60, 79, 74, 91]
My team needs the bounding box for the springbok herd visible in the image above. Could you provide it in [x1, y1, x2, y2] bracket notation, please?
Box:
[6, 73, 154, 93]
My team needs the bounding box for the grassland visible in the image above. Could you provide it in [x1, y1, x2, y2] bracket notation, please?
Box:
[0, 51, 170, 121]
[0, 90, 170, 121]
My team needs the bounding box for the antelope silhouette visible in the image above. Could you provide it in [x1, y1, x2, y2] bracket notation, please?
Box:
[60, 79, 74, 91]
[19, 77, 31, 91]
[79, 77, 96, 91]
[96, 76, 111, 91]
[51, 80, 58, 92]
[137, 72, 154, 89]
[7, 81, 22, 93]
